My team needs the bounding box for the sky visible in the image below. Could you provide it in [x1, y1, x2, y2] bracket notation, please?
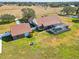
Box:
[0, 0, 79, 2]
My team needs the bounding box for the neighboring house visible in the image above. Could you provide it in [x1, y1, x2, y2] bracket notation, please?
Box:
[70, 5, 75, 7]
[67, 15, 78, 18]
[10, 23, 32, 40]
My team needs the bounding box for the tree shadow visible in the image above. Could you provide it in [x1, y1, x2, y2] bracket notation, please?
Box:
[46, 31, 54, 34]
[46, 28, 71, 35]
[0, 22, 12, 25]
[72, 20, 79, 23]
[35, 29, 44, 32]
[2, 35, 33, 42]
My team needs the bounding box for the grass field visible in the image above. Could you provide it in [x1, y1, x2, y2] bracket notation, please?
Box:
[0, 25, 79, 59]
[0, 22, 16, 33]
[0, 5, 62, 18]
[0, 5, 79, 59]
[0, 17, 79, 59]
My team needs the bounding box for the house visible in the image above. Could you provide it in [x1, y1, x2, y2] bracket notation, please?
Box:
[29, 15, 70, 34]
[10, 23, 32, 40]
[30, 15, 62, 30]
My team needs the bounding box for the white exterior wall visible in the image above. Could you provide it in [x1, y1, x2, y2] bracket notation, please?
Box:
[15, 18, 21, 24]
[0, 34, 2, 54]
[33, 19, 38, 25]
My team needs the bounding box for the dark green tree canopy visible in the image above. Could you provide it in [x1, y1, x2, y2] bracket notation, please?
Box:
[0, 14, 15, 24]
[61, 6, 77, 15]
[21, 8, 36, 22]
[76, 7, 79, 15]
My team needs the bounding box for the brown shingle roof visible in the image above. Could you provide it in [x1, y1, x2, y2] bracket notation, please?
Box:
[36, 15, 61, 26]
[10, 23, 32, 36]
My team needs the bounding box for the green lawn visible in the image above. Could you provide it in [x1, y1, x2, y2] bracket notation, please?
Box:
[0, 18, 79, 59]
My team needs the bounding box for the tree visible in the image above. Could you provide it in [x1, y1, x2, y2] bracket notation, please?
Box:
[76, 7, 79, 18]
[21, 8, 35, 22]
[61, 6, 77, 15]
[0, 4, 3, 7]
[0, 14, 15, 23]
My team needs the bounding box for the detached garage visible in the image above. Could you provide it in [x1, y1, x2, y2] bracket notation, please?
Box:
[10, 23, 32, 40]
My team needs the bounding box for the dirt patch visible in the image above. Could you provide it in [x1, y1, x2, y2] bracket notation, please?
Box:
[40, 36, 74, 47]
[74, 30, 79, 37]
[42, 37, 61, 46]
